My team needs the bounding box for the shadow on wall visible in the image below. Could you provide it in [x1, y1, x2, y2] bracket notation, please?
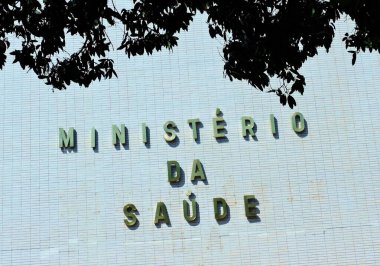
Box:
[114, 128, 129, 150]
[167, 125, 180, 148]
[144, 126, 151, 149]
[60, 129, 78, 153]
[247, 197, 261, 223]
[217, 204, 231, 225]
[297, 119, 308, 138]
[170, 167, 186, 188]
[194, 122, 204, 144]
[216, 119, 229, 144]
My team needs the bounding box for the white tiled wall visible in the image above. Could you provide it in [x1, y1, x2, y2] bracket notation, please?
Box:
[0, 15, 380, 265]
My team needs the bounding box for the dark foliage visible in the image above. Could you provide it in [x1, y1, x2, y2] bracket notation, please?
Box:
[0, 0, 379, 107]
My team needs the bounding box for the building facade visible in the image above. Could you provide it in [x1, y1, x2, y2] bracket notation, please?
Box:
[0, 16, 380, 265]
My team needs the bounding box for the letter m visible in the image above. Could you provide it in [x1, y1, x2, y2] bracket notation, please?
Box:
[59, 128, 75, 148]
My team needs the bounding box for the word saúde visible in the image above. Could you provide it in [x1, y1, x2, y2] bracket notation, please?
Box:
[123, 195, 260, 228]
